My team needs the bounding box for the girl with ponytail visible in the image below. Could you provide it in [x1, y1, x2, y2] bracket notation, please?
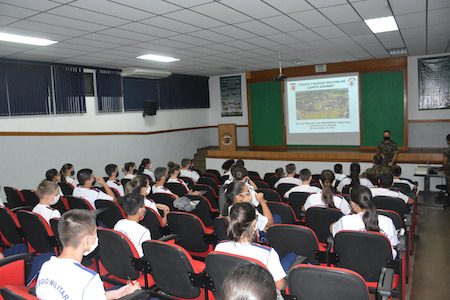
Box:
[330, 185, 398, 258]
[336, 162, 374, 193]
[122, 162, 137, 180]
[302, 170, 352, 215]
[215, 202, 286, 290]
[138, 158, 155, 182]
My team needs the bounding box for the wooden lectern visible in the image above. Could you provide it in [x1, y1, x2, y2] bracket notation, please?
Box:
[218, 124, 237, 151]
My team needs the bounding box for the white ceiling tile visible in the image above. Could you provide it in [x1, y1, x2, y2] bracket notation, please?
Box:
[70, 0, 155, 21]
[211, 25, 255, 39]
[265, 33, 300, 45]
[164, 9, 225, 28]
[203, 43, 240, 53]
[234, 20, 280, 36]
[61, 37, 120, 49]
[329, 36, 358, 48]
[390, 0, 425, 15]
[286, 42, 317, 51]
[381, 40, 406, 49]
[152, 38, 193, 49]
[0, 26, 69, 41]
[191, 2, 252, 24]
[0, 0, 60, 11]
[0, 3, 39, 18]
[51, 42, 105, 52]
[98, 28, 157, 42]
[29, 13, 108, 31]
[401, 27, 426, 39]
[396, 12, 426, 29]
[262, 0, 313, 13]
[81, 33, 140, 46]
[260, 15, 305, 32]
[168, 34, 213, 47]
[250, 47, 277, 56]
[119, 22, 178, 38]
[164, 0, 212, 8]
[376, 31, 403, 42]
[110, 0, 182, 15]
[307, 0, 348, 9]
[188, 30, 235, 43]
[245, 36, 279, 47]
[288, 10, 333, 28]
[428, 23, 450, 37]
[428, 7, 450, 26]
[307, 39, 336, 49]
[351, 0, 392, 19]
[220, 0, 282, 19]
[319, 4, 361, 24]
[428, 0, 450, 10]
[313, 25, 347, 39]
[47, 5, 130, 26]
[8, 20, 87, 37]
[0, 15, 19, 26]
[288, 29, 323, 42]
[223, 40, 259, 50]
[139, 16, 201, 33]
[338, 21, 372, 36]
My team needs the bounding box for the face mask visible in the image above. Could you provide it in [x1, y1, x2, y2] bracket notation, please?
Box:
[149, 164, 152, 170]
[251, 221, 257, 235]
[146, 186, 151, 195]
[91, 179, 97, 186]
[70, 170, 75, 176]
[133, 169, 137, 174]
[384, 136, 390, 141]
[83, 235, 98, 256]
[50, 194, 60, 206]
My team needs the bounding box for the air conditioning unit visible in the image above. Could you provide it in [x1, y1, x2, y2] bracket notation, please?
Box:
[121, 67, 172, 79]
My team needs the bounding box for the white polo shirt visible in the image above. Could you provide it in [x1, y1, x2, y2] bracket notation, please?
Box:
[32, 204, 61, 225]
[143, 169, 156, 182]
[337, 178, 374, 193]
[36, 257, 107, 300]
[180, 169, 200, 183]
[304, 192, 352, 215]
[285, 185, 321, 198]
[152, 185, 173, 195]
[114, 219, 151, 257]
[144, 199, 161, 216]
[334, 173, 347, 181]
[393, 178, 415, 191]
[274, 177, 302, 188]
[72, 187, 113, 209]
[106, 180, 125, 197]
[167, 178, 189, 190]
[65, 176, 78, 187]
[370, 188, 409, 203]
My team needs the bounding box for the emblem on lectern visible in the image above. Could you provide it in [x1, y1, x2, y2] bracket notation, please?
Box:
[222, 133, 233, 146]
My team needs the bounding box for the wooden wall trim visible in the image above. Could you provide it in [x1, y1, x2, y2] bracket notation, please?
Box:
[408, 119, 450, 123]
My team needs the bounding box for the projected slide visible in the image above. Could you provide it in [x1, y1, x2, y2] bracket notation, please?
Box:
[287, 75, 359, 134]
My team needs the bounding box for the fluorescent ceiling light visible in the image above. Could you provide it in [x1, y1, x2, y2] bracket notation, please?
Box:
[0, 32, 57, 46]
[137, 54, 180, 62]
[364, 16, 398, 33]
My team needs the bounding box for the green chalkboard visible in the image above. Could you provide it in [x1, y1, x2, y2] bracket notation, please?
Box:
[361, 71, 404, 147]
[248, 71, 405, 148]
[249, 81, 284, 146]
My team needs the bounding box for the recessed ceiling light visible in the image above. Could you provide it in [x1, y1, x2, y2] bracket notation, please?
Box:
[0, 32, 57, 46]
[388, 48, 408, 55]
[364, 16, 398, 34]
[137, 54, 180, 62]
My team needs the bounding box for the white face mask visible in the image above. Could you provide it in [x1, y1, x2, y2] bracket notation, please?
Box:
[50, 194, 60, 206]
[149, 163, 152, 170]
[146, 186, 151, 195]
[83, 235, 98, 256]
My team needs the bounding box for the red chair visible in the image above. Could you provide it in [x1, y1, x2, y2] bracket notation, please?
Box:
[139, 208, 171, 240]
[305, 207, 343, 246]
[256, 188, 283, 202]
[0, 206, 26, 247]
[266, 201, 299, 224]
[288, 192, 311, 220]
[20, 190, 39, 207]
[3, 187, 26, 209]
[164, 182, 189, 197]
[198, 177, 220, 195]
[95, 200, 126, 229]
[65, 196, 94, 210]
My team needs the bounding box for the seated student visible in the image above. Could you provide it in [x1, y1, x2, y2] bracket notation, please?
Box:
[137, 158, 155, 182]
[284, 168, 321, 199]
[333, 163, 347, 182]
[151, 167, 179, 199]
[302, 170, 351, 215]
[336, 162, 374, 193]
[36, 209, 140, 299]
[60, 163, 78, 186]
[215, 202, 285, 290]
[105, 164, 125, 197]
[235, 159, 245, 167]
[180, 158, 200, 183]
[274, 163, 302, 188]
[33, 180, 61, 224]
[361, 154, 391, 182]
[45, 168, 64, 196]
[331, 185, 398, 258]
[392, 165, 417, 191]
[73, 169, 116, 209]
[167, 161, 190, 191]
[370, 173, 414, 204]
[224, 166, 260, 207]
[114, 193, 151, 257]
[122, 162, 137, 180]
[125, 175, 170, 225]
[222, 159, 235, 181]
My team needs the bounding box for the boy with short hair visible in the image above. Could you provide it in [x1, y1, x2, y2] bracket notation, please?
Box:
[180, 158, 200, 183]
[274, 163, 302, 188]
[105, 164, 125, 197]
[370, 173, 414, 204]
[36, 209, 140, 299]
[333, 164, 346, 181]
[284, 168, 321, 198]
[33, 180, 61, 224]
[73, 168, 116, 208]
[151, 167, 179, 199]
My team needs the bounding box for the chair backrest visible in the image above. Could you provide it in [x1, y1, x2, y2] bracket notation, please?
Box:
[287, 265, 370, 300]
[0, 253, 34, 288]
[247, 171, 261, 180]
[206, 169, 221, 182]
[372, 196, 408, 218]
[120, 178, 131, 186]
[0, 285, 40, 300]
[139, 208, 166, 240]
[391, 183, 411, 197]
[305, 207, 343, 244]
[97, 228, 141, 281]
[142, 240, 204, 299]
[256, 188, 283, 203]
[213, 217, 227, 241]
[186, 194, 218, 227]
[49, 218, 60, 244]
[0, 206, 25, 245]
[198, 177, 219, 195]
[50, 197, 70, 214]
[263, 172, 275, 182]
[206, 251, 266, 298]
[267, 224, 321, 262]
[65, 196, 93, 210]
[219, 175, 229, 185]
[95, 200, 126, 229]
[266, 202, 297, 224]
[266, 176, 280, 189]
[341, 185, 351, 195]
[57, 182, 74, 196]
[377, 209, 403, 230]
[167, 212, 213, 257]
[311, 174, 321, 183]
[253, 180, 270, 189]
[276, 183, 297, 198]
[288, 192, 311, 219]
[178, 176, 195, 189]
[192, 184, 218, 209]
[334, 231, 393, 283]
[164, 182, 189, 197]
[16, 210, 58, 255]
[201, 173, 219, 184]
[4, 187, 26, 209]
[149, 193, 177, 211]
[99, 187, 120, 198]
[20, 190, 40, 207]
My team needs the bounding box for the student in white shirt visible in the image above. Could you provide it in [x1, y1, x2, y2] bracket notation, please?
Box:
[303, 170, 352, 215]
[36, 209, 140, 299]
[72, 169, 116, 209]
[336, 162, 374, 193]
[33, 180, 61, 224]
[180, 158, 200, 183]
[331, 185, 398, 258]
[60, 163, 78, 187]
[215, 202, 285, 290]
[105, 164, 125, 197]
[45, 168, 64, 196]
[124, 175, 170, 226]
[333, 163, 347, 182]
[167, 161, 190, 191]
[122, 162, 137, 180]
[137, 158, 155, 182]
[392, 165, 417, 191]
[284, 168, 322, 198]
[151, 167, 179, 199]
[222, 159, 235, 181]
[224, 166, 260, 207]
[274, 163, 302, 188]
[370, 173, 414, 204]
[114, 193, 151, 257]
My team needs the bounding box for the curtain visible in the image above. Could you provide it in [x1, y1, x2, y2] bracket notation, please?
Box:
[52, 65, 86, 114]
[96, 69, 123, 113]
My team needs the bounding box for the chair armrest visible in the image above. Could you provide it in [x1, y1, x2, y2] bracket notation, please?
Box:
[158, 234, 180, 243]
[286, 256, 309, 274]
[404, 214, 412, 227]
[118, 289, 150, 300]
[11, 206, 33, 212]
[377, 267, 394, 300]
[397, 234, 407, 253]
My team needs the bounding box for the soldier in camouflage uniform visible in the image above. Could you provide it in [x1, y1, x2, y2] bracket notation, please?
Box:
[361, 154, 391, 184]
[444, 134, 450, 208]
[377, 131, 399, 168]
